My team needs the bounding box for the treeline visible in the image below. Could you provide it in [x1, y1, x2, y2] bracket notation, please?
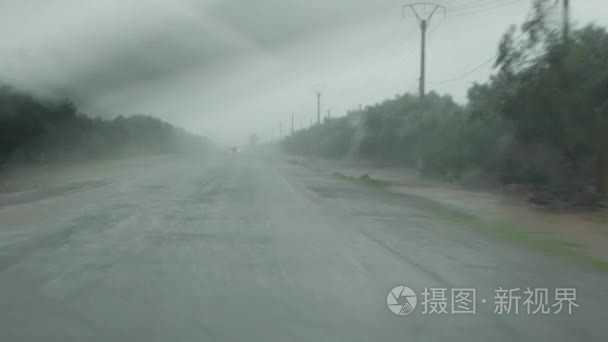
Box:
[0, 86, 208, 167]
[283, 10, 608, 207]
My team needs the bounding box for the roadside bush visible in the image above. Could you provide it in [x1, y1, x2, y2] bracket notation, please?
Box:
[0, 86, 207, 167]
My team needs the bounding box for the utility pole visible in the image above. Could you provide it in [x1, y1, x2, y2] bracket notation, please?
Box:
[291, 112, 294, 135]
[562, 0, 570, 41]
[316, 91, 322, 125]
[403, 3, 445, 101]
[420, 19, 427, 99]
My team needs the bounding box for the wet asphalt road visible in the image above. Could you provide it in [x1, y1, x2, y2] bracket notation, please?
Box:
[0, 152, 607, 341]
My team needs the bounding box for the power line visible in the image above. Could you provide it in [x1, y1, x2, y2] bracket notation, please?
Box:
[351, 29, 417, 97]
[449, 0, 521, 12]
[429, 56, 497, 85]
[434, 0, 530, 59]
[348, 13, 430, 108]
[428, 2, 543, 85]
[448, 0, 524, 18]
[428, 30, 528, 85]
[346, 14, 422, 107]
[427, 13, 446, 36]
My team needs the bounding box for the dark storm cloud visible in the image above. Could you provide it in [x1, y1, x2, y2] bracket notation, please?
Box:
[0, 0, 390, 104]
[0, 0, 604, 143]
[204, 0, 385, 49]
[44, 21, 235, 102]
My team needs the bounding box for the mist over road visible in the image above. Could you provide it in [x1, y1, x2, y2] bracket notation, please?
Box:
[0, 152, 607, 341]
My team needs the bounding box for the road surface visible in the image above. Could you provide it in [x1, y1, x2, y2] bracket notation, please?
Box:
[1, 152, 607, 341]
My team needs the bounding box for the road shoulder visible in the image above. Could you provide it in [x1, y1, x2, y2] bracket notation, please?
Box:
[287, 155, 608, 270]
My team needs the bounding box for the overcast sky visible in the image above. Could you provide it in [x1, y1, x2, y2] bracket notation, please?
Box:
[0, 0, 605, 144]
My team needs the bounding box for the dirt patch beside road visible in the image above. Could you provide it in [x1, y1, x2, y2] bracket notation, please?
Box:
[0, 155, 182, 208]
[304, 157, 608, 267]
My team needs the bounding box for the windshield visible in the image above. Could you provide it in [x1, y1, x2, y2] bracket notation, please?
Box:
[0, 1, 607, 341]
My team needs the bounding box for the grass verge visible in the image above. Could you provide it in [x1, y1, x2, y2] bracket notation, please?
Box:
[332, 171, 608, 272]
[332, 172, 389, 188]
